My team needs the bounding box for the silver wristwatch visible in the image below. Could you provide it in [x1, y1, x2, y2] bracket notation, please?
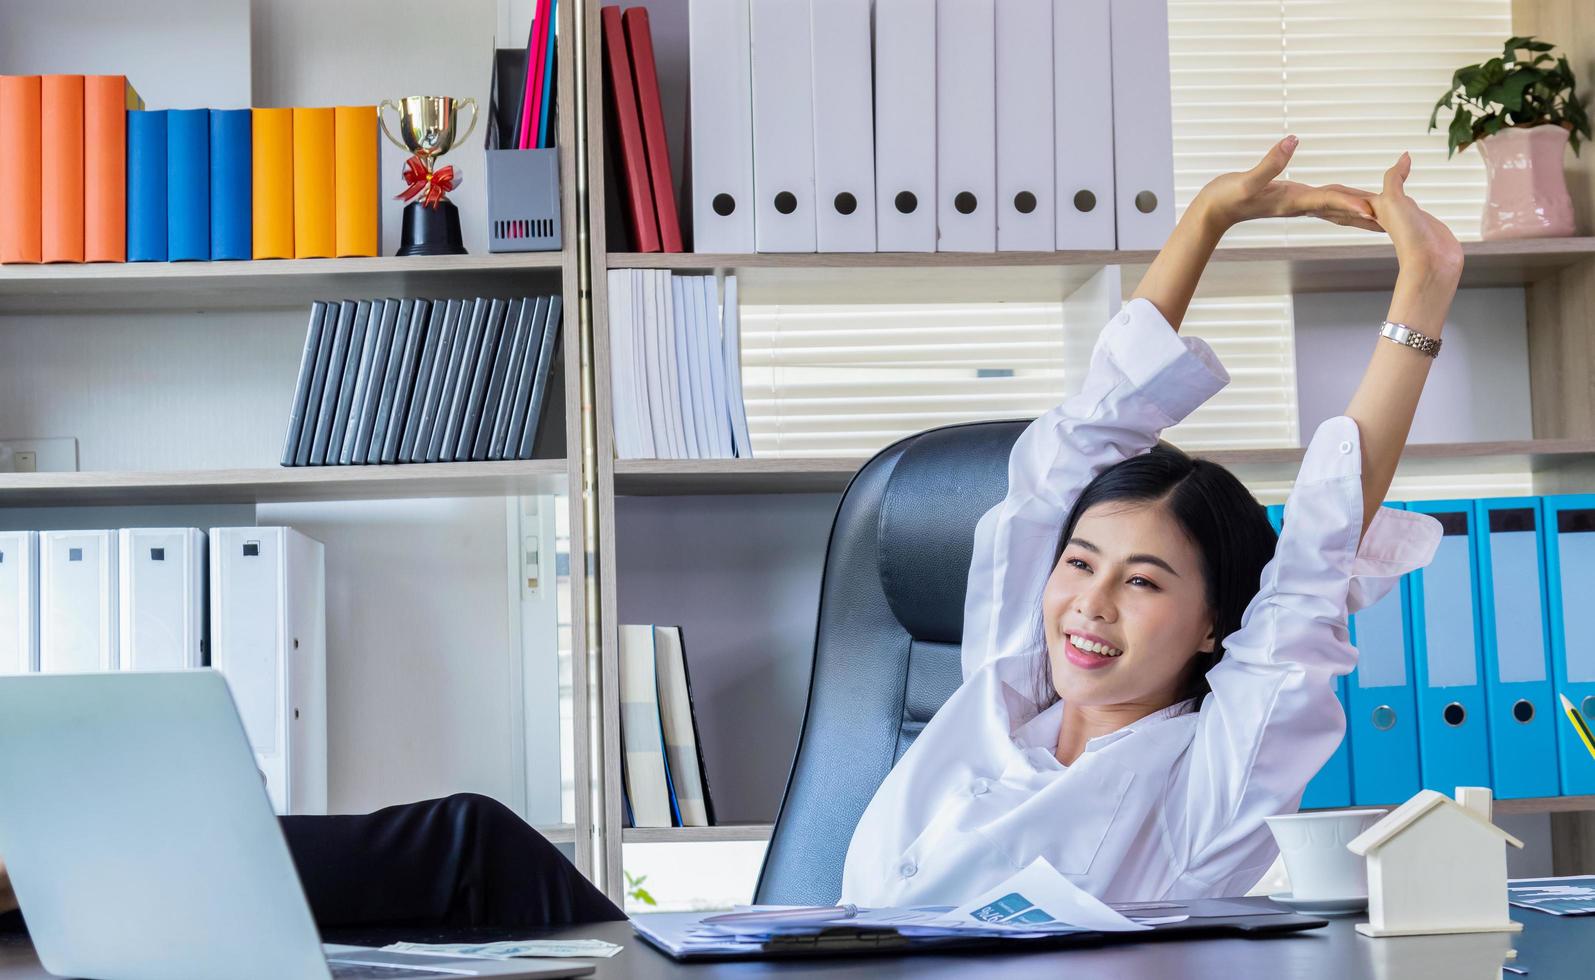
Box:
[1379, 320, 1442, 358]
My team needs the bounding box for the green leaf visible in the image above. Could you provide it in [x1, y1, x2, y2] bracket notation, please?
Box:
[1498, 71, 1538, 112]
[1464, 66, 1494, 98]
[1525, 41, 1556, 52]
[1449, 111, 1475, 153]
[634, 888, 657, 906]
[1503, 35, 1533, 55]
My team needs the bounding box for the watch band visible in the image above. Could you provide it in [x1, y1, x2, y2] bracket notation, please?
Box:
[1379, 320, 1442, 358]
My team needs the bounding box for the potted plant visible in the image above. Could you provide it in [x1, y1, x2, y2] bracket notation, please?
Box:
[1430, 36, 1591, 239]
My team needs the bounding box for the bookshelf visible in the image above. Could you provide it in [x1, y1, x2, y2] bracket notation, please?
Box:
[578, 0, 1595, 900]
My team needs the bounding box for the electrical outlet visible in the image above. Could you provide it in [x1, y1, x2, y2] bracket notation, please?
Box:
[12, 451, 36, 472]
[0, 438, 78, 473]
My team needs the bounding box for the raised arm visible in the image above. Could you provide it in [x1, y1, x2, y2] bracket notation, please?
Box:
[1345, 153, 1465, 538]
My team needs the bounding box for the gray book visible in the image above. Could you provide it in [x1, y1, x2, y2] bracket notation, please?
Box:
[409, 299, 462, 463]
[352, 299, 400, 464]
[339, 299, 385, 464]
[326, 300, 373, 465]
[501, 296, 549, 458]
[293, 303, 339, 467]
[280, 301, 329, 466]
[455, 297, 509, 461]
[517, 294, 563, 459]
[388, 300, 437, 464]
[367, 298, 415, 464]
[487, 298, 536, 460]
[397, 301, 446, 462]
[433, 298, 489, 463]
[309, 302, 356, 465]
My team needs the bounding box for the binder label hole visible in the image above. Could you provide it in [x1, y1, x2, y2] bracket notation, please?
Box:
[243, 542, 260, 557]
[1583, 696, 1595, 720]
[1513, 699, 1535, 723]
[1074, 190, 1097, 213]
[712, 193, 737, 217]
[894, 191, 918, 215]
[1371, 705, 1397, 731]
[1443, 702, 1466, 727]
[1135, 190, 1159, 214]
[774, 191, 798, 215]
[833, 192, 858, 216]
[1013, 191, 1037, 215]
[150, 548, 165, 562]
[68, 548, 83, 562]
[954, 191, 978, 215]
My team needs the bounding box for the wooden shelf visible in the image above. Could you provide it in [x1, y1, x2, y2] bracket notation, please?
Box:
[607, 237, 1595, 298]
[0, 252, 567, 313]
[0, 459, 570, 507]
[537, 824, 578, 845]
[612, 438, 1595, 496]
[621, 824, 774, 844]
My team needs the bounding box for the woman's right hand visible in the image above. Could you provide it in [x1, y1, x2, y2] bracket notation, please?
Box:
[1368, 152, 1464, 279]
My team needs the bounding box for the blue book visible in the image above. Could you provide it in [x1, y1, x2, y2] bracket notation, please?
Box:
[1543, 494, 1595, 795]
[1476, 497, 1561, 799]
[1266, 503, 1351, 809]
[1407, 500, 1491, 793]
[209, 109, 252, 260]
[1346, 501, 1424, 805]
[126, 110, 168, 262]
[166, 109, 209, 261]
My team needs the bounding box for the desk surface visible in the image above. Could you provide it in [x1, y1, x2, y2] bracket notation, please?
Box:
[0, 911, 1579, 979]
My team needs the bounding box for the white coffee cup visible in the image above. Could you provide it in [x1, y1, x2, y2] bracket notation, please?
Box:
[1263, 808, 1388, 901]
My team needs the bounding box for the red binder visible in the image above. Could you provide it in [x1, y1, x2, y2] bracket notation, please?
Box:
[623, 7, 683, 253]
[601, 4, 660, 252]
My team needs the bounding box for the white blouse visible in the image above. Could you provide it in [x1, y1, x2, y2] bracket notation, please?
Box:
[839, 297, 1444, 907]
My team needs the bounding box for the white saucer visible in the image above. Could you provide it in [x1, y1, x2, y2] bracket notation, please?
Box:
[1268, 891, 1368, 916]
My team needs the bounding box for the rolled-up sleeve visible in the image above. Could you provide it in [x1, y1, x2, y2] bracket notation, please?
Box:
[1171, 414, 1441, 891]
[960, 298, 1229, 680]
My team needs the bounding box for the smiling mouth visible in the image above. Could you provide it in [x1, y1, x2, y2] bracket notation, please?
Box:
[1066, 634, 1124, 658]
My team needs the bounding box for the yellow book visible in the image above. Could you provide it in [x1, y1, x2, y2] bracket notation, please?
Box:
[292, 107, 336, 258]
[334, 106, 379, 257]
[252, 108, 294, 259]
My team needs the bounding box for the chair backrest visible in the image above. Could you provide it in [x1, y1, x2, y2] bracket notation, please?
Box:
[754, 419, 1027, 906]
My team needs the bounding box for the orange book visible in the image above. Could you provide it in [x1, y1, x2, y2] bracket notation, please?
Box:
[333, 105, 378, 257]
[84, 75, 143, 262]
[292, 107, 336, 258]
[252, 108, 294, 259]
[0, 76, 43, 264]
[41, 75, 85, 262]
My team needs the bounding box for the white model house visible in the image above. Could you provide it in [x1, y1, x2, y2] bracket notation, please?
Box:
[1348, 787, 1524, 938]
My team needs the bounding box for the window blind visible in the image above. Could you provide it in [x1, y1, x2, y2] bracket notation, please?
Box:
[740, 0, 1510, 462]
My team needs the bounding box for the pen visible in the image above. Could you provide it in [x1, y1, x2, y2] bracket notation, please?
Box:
[702, 905, 859, 926]
[1560, 694, 1595, 762]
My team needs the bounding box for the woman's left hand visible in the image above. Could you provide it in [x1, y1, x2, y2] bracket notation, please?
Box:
[1196, 136, 1383, 233]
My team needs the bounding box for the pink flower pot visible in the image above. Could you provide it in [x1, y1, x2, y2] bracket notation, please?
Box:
[1477, 123, 1577, 239]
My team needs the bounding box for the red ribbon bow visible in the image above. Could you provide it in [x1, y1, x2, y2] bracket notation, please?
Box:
[395, 155, 459, 208]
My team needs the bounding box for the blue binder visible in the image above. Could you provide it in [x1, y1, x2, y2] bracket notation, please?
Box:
[1543, 494, 1595, 795]
[1346, 501, 1423, 805]
[1475, 497, 1560, 799]
[209, 109, 252, 261]
[166, 108, 210, 261]
[1406, 499, 1491, 793]
[126, 110, 168, 262]
[1266, 503, 1351, 808]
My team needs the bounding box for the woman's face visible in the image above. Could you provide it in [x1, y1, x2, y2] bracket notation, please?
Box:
[1041, 499, 1216, 709]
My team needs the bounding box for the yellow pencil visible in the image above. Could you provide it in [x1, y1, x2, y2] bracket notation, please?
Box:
[1560, 694, 1595, 762]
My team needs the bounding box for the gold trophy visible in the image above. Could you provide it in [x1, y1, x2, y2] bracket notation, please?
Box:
[379, 95, 479, 256]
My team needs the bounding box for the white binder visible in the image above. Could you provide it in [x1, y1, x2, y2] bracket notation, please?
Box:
[996, 0, 1055, 251]
[750, 0, 818, 252]
[810, 0, 877, 252]
[1054, 0, 1115, 250]
[117, 528, 206, 671]
[1109, 0, 1175, 249]
[936, 0, 996, 252]
[209, 526, 327, 816]
[688, 0, 756, 253]
[39, 530, 118, 673]
[874, 0, 937, 252]
[0, 531, 38, 675]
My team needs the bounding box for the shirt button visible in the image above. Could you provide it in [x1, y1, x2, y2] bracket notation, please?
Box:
[899, 861, 918, 879]
[1338, 440, 1352, 454]
[970, 778, 990, 797]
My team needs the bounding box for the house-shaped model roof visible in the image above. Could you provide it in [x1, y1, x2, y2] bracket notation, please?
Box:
[1348, 788, 1525, 938]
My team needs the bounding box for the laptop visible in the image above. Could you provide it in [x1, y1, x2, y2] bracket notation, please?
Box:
[0, 670, 596, 980]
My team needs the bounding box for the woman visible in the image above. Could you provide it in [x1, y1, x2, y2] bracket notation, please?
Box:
[842, 137, 1457, 905]
[0, 138, 1458, 930]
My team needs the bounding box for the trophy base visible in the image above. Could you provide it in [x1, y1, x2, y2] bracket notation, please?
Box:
[397, 200, 467, 256]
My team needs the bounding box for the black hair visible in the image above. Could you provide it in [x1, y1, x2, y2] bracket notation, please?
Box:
[1033, 441, 1278, 711]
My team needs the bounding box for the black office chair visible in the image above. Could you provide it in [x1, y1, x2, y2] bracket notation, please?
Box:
[754, 419, 1028, 906]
